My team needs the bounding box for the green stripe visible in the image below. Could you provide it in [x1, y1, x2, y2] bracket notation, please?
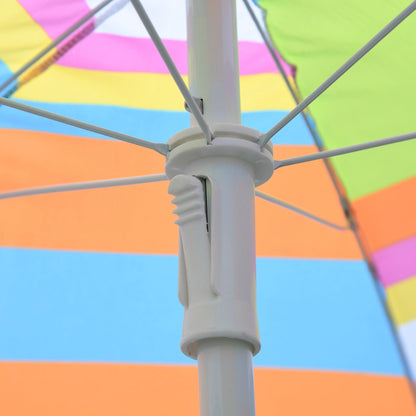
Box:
[259, 0, 416, 199]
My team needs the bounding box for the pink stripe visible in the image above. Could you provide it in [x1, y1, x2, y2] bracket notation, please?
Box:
[59, 34, 189, 74]
[18, 0, 295, 76]
[373, 235, 416, 287]
[18, 0, 90, 39]
[57, 36, 294, 76]
[238, 42, 295, 76]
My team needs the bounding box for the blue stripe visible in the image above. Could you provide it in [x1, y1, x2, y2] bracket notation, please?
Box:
[0, 100, 314, 145]
[0, 248, 188, 365]
[0, 248, 403, 374]
[255, 258, 402, 374]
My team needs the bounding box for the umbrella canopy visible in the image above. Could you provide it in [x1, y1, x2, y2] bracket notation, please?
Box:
[0, 0, 415, 414]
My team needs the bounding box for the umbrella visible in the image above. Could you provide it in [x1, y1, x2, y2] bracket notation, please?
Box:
[0, 0, 415, 414]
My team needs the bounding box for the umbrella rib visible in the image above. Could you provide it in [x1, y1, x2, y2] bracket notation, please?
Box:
[274, 132, 416, 169]
[0, 174, 168, 200]
[0, 0, 115, 94]
[129, 0, 214, 143]
[258, 0, 416, 148]
[0, 97, 169, 155]
[255, 190, 347, 231]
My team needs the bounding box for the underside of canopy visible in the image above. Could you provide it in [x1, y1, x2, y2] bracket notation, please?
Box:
[0, 0, 415, 414]
[259, 0, 416, 384]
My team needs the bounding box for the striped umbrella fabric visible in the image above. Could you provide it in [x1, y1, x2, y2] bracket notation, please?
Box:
[0, 0, 415, 414]
[259, 0, 416, 385]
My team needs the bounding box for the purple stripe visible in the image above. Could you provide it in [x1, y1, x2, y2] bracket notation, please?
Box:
[57, 36, 294, 76]
[18, 0, 295, 76]
[373, 235, 416, 287]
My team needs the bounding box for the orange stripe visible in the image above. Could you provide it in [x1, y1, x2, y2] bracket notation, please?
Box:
[0, 129, 360, 258]
[256, 368, 416, 416]
[351, 176, 416, 252]
[0, 362, 414, 415]
[257, 146, 359, 258]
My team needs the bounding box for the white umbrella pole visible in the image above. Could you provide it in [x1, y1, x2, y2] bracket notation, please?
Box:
[184, 1, 256, 414]
[167, 132, 271, 415]
[186, 0, 241, 125]
[167, 1, 273, 414]
[197, 338, 255, 415]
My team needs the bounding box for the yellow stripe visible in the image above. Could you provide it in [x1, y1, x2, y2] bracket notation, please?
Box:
[0, 0, 52, 71]
[15, 66, 296, 111]
[387, 276, 416, 325]
[241, 73, 296, 111]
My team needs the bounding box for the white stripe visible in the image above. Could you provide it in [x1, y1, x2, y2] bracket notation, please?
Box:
[86, 0, 264, 42]
[237, 0, 265, 42]
[399, 319, 416, 380]
[94, 0, 130, 26]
